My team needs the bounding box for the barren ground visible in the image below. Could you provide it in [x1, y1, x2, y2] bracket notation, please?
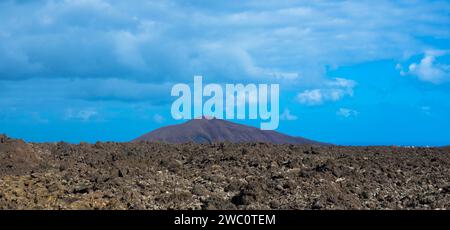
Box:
[0, 134, 449, 210]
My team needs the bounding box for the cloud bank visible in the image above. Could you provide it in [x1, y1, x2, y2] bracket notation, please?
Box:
[1, 0, 449, 86]
[402, 50, 450, 84]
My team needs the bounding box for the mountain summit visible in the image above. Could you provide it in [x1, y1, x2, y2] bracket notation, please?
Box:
[134, 117, 323, 144]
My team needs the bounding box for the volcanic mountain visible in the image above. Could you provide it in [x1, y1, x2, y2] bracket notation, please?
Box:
[134, 117, 323, 145]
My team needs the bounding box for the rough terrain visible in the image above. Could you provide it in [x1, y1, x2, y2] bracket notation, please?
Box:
[0, 134, 449, 210]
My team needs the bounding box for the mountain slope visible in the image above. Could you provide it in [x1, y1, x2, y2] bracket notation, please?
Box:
[134, 118, 324, 145]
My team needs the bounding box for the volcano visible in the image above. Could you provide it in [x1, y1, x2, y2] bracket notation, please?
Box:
[134, 117, 324, 145]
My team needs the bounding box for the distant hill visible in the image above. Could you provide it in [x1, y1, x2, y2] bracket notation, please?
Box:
[134, 117, 325, 145]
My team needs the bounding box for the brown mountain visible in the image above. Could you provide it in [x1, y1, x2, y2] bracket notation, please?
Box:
[134, 117, 324, 145]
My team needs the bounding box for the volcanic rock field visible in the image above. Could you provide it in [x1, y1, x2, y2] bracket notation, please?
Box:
[0, 134, 449, 210]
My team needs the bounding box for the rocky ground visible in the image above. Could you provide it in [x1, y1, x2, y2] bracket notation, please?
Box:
[0, 134, 449, 210]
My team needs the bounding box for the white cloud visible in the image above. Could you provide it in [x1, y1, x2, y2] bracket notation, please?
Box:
[65, 108, 98, 121]
[280, 108, 298, 121]
[336, 108, 359, 118]
[297, 78, 356, 105]
[297, 89, 324, 105]
[420, 106, 431, 116]
[399, 50, 450, 84]
[327, 78, 356, 88]
[270, 72, 299, 81]
[153, 114, 165, 123]
[396, 63, 406, 76]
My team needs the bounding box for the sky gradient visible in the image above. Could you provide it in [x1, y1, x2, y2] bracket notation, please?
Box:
[1, 0, 450, 146]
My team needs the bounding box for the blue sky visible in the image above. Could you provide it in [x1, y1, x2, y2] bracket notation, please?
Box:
[1, 0, 450, 145]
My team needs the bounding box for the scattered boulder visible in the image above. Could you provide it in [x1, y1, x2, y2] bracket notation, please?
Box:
[0, 134, 7, 144]
[231, 187, 259, 206]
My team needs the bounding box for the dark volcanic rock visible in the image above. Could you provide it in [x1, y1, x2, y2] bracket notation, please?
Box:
[0, 134, 6, 143]
[0, 135, 449, 210]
